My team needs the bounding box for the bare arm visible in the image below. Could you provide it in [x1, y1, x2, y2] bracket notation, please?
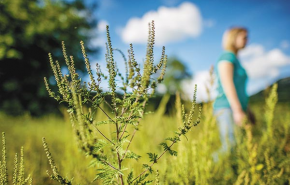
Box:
[218, 61, 245, 126]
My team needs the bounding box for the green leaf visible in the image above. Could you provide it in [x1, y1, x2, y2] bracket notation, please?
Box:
[147, 153, 158, 163]
[139, 173, 149, 182]
[95, 120, 110, 125]
[127, 171, 134, 184]
[165, 136, 180, 142]
[160, 142, 169, 151]
[116, 98, 122, 104]
[141, 180, 153, 185]
[67, 108, 74, 114]
[126, 151, 141, 161]
[169, 150, 177, 156]
[142, 164, 153, 173]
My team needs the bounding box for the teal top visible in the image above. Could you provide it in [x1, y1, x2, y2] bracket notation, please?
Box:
[213, 51, 249, 111]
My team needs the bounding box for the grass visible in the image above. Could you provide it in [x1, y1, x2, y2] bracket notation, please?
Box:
[1, 90, 290, 184]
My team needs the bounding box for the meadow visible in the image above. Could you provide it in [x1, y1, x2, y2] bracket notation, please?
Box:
[0, 84, 290, 184]
[1, 22, 290, 185]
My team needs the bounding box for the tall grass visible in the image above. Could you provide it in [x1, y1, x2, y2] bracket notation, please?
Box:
[1, 83, 289, 184]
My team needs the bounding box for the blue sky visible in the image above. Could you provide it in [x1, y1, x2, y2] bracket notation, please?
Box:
[86, 0, 290, 101]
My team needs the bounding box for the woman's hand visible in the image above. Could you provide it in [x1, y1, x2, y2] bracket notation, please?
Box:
[233, 109, 246, 127]
[247, 108, 256, 125]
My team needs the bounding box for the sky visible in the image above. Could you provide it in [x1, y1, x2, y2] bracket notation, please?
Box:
[86, 0, 290, 101]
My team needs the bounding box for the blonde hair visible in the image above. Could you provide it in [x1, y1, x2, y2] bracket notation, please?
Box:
[222, 27, 247, 53]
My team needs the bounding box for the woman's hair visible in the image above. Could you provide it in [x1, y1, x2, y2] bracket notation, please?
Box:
[222, 27, 247, 52]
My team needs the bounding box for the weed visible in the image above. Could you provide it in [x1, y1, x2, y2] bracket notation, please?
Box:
[44, 21, 201, 184]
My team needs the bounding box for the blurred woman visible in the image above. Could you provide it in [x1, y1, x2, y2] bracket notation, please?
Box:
[213, 27, 254, 152]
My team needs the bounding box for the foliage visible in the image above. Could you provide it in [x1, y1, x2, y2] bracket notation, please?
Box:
[0, 0, 97, 116]
[0, 83, 289, 184]
[44, 21, 201, 184]
[42, 138, 72, 185]
[227, 83, 290, 185]
[157, 83, 290, 185]
[0, 132, 32, 185]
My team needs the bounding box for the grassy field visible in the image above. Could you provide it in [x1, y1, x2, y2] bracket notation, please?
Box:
[0, 88, 290, 184]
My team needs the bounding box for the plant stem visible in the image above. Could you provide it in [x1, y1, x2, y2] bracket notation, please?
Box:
[104, 99, 117, 114]
[113, 98, 124, 185]
[98, 106, 116, 124]
[103, 160, 120, 172]
[121, 100, 147, 159]
[121, 129, 137, 161]
[92, 125, 115, 145]
[130, 141, 176, 183]
[117, 152, 124, 185]
[119, 95, 143, 140]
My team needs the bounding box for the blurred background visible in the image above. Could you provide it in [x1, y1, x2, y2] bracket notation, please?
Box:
[1, 0, 289, 116]
[0, 0, 290, 184]
[93, 0, 290, 104]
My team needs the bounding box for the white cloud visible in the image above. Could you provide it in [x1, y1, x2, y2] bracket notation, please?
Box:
[239, 44, 290, 94]
[182, 44, 290, 102]
[240, 44, 290, 79]
[120, 2, 203, 45]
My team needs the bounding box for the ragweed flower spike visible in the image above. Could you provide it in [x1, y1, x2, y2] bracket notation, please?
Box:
[1, 132, 8, 184]
[153, 46, 165, 73]
[158, 54, 167, 83]
[95, 63, 102, 89]
[187, 84, 197, 125]
[106, 26, 117, 107]
[128, 44, 137, 80]
[48, 53, 65, 95]
[62, 41, 78, 87]
[142, 21, 155, 91]
[62, 41, 71, 69]
[18, 146, 25, 184]
[194, 105, 202, 127]
[44, 77, 55, 98]
[13, 153, 18, 184]
[69, 56, 77, 82]
[42, 138, 72, 185]
[55, 60, 63, 80]
[80, 40, 98, 91]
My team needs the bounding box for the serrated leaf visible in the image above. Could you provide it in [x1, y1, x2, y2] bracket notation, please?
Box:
[139, 173, 149, 182]
[169, 150, 177, 156]
[141, 180, 153, 185]
[126, 151, 141, 161]
[96, 120, 109, 125]
[160, 142, 169, 151]
[147, 153, 158, 163]
[142, 164, 153, 173]
[127, 171, 134, 184]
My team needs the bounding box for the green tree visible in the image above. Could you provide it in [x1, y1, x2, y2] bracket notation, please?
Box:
[162, 57, 192, 94]
[0, 0, 98, 116]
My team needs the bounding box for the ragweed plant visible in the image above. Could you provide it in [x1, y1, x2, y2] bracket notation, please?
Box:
[42, 138, 72, 185]
[0, 132, 32, 185]
[158, 66, 220, 185]
[234, 83, 290, 185]
[44, 21, 201, 185]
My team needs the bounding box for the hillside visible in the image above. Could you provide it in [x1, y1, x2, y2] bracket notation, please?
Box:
[250, 76, 290, 103]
